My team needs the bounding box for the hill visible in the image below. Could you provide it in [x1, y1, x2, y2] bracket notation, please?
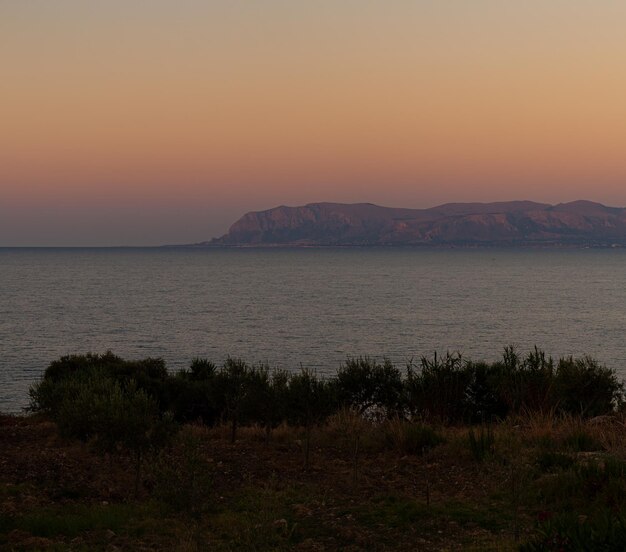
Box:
[205, 200, 626, 246]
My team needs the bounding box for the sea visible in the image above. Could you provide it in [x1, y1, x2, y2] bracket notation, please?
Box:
[1, 247, 626, 413]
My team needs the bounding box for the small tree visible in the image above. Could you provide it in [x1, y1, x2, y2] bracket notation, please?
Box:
[213, 358, 252, 443]
[171, 359, 219, 424]
[554, 356, 623, 417]
[405, 352, 469, 423]
[91, 380, 176, 497]
[34, 370, 176, 497]
[248, 367, 290, 443]
[287, 369, 337, 470]
[337, 357, 404, 417]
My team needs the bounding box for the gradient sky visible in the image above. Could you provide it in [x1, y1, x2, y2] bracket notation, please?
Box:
[2, 0, 626, 245]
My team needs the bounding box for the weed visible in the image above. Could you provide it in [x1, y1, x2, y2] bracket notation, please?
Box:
[468, 425, 495, 462]
[385, 420, 444, 455]
[564, 429, 603, 452]
[536, 451, 574, 472]
[152, 428, 213, 515]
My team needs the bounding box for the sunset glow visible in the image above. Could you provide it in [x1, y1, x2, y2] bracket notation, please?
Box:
[2, 0, 626, 245]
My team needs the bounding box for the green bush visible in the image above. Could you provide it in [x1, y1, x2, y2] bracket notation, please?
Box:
[31, 347, 625, 444]
[554, 356, 623, 417]
[405, 352, 470, 423]
[212, 358, 266, 443]
[287, 369, 337, 469]
[464, 361, 509, 422]
[31, 365, 177, 496]
[337, 357, 404, 418]
[256, 369, 291, 442]
[496, 346, 555, 414]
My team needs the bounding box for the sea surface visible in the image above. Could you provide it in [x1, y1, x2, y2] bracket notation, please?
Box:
[1, 247, 626, 413]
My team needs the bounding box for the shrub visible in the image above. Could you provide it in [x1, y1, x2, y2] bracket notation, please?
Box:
[336, 357, 404, 418]
[41, 351, 124, 382]
[169, 376, 219, 425]
[554, 356, 623, 417]
[31, 352, 173, 414]
[188, 358, 217, 381]
[287, 369, 337, 469]
[464, 361, 509, 422]
[405, 352, 470, 423]
[212, 358, 254, 443]
[32, 367, 177, 496]
[496, 346, 556, 415]
[256, 369, 291, 443]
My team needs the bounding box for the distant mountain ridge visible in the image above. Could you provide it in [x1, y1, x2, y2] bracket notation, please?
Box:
[205, 200, 626, 246]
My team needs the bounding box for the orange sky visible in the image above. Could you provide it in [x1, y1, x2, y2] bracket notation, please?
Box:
[2, 1, 626, 245]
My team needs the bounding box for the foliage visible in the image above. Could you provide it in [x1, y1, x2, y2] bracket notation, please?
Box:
[336, 357, 404, 418]
[30, 347, 624, 446]
[554, 356, 624, 416]
[287, 368, 337, 468]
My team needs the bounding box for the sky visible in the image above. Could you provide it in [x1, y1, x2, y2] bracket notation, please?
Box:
[2, 1, 626, 246]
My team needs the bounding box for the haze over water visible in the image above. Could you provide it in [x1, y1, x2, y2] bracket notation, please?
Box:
[2, 247, 625, 413]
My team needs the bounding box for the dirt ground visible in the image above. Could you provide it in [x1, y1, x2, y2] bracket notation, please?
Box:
[0, 415, 529, 551]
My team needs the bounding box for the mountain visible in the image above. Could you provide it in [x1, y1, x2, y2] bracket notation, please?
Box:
[206, 200, 626, 246]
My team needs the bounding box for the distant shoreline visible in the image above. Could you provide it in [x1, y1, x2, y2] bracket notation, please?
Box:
[2, 242, 626, 250]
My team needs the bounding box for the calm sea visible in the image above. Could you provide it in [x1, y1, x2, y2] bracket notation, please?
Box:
[1, 247, 626, 413]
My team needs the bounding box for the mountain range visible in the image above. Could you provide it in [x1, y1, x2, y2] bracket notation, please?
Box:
[204, 200, 626, 247]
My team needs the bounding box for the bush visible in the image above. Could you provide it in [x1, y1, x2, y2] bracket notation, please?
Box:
[31, 347, 625, 446]
[287, 369, 337, 469]
[212, 358, 273, 443]
[256, 369, 291, 442]
[336, 357, 404, 418]
[463, 361, 509, 422]
[31, 352, 172, 414]
[188, 358, 217, 381]
[496, 346, 556, 415]
[169, 376, 219, 425]
[31, 366, 177, 496]
[554, 356, 623, 417]
[405, 352, 470, 423]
